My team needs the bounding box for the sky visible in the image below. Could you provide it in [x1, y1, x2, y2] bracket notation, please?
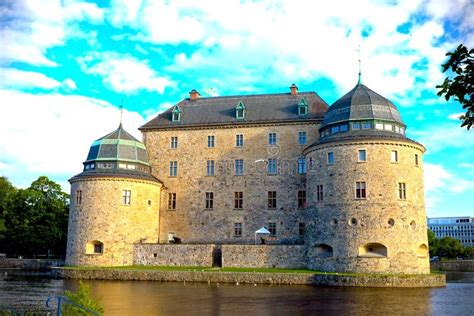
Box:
[0, 0, 473, 218]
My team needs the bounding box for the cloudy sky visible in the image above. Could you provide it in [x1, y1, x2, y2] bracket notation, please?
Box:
[1, 0, 473, 217]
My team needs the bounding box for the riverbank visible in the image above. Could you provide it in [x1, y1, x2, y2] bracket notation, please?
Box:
[0, 258, 63, 271]
[431, 260, 474, 272]
[54, 266, 446, 288]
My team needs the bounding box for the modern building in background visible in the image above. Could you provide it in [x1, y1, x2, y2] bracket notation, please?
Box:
[428, 217, 474, 247]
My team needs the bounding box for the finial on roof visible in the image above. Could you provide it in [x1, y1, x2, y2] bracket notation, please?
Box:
[357, 44, 362, 85]
[119, 98, 124, 127]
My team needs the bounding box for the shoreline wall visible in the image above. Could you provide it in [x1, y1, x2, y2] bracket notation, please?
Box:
[0, 258, 63, 270]
[431, 260, 474, 272]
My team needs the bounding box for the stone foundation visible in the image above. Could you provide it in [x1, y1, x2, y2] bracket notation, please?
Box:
[134, 244, 214, 267]
[222, 245, 306, 269]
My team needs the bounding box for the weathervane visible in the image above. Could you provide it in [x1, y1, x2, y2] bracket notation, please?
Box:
[357, 44, 362, 85]
[120, 98, 124, 126]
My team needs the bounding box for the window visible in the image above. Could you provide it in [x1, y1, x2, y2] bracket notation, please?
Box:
[355, 182, 366, 199]
[236, 101, 246, 119]
[352, 122, 361, 130]
[331, 126, 340, 134]
[206, 160, 215, 176]
[327, 152, 334, 164]
[340, 124, 348, 132]
[298, 98, 308, 115]
[375, 123, 384, 130]
[267, 158, 277, 175]
[358, 149, 367, 162]
[172, 105, 181, 122]
[94, 243, 103, 254]
[234, 223, 242, 237]
[236, 134, 244, 147]
[205, 192, 214, 209]
[362, 122, 372, 129]
[384, 124, 393, 131]
[391, 150, 398, 163]
[297, 190, 306, 209]
[268, 222, 276, 236]
[316, 185, 323, 201]
[170, 136, 178, 149]
[235, 159, 244, 175]
[86, 240, 103, 255]
[122, 190, 131, 205]
[168, 193, 176, 210]
[268, 132, 277, 145]
[268, 191, 277, 209]
[234, 192, 243, 209]
[207, 135, 215, 148]
[415, 154, 419, 166]
[169, 161, 178, 177]
[298, 131, 307, 145]
[298, 158, 306, 175]
[75, 190, 82, 206]
[299, 223, 305, 236]
[398, 182, 406, 200]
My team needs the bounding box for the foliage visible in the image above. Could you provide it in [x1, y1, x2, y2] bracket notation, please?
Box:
[427, 229, 471, 259]
[437, 44, 474, 130]
[63, 281, 104, 315]
[0, 176, 69, 257]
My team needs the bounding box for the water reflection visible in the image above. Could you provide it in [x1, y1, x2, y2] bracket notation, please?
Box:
[1, 272, 474, 315]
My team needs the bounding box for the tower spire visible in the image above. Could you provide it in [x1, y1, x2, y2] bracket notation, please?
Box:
[119, 98, 124, 127]
[357, 44, 362, 85]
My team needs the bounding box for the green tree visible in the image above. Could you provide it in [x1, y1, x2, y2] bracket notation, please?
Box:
[437, 44, 474, 129]
[437, 237, 465, 259]
[2, 176, 69, 257]
[427, 229, 439, 257]
[0, 177, 17, 243]
[63, 281, 104, 315]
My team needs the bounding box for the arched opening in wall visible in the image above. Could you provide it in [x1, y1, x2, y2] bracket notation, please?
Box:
[358, 243, 387, 258]
[314, 244, 334, 257]
[417, 244, 428, 258]
[410, 220, 417, 230]
[86, 240, 104, 255]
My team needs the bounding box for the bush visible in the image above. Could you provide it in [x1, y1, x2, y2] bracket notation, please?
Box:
[63, 281, 104, 315]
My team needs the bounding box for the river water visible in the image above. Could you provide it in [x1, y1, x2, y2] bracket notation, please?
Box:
[1, 271, 474, 315]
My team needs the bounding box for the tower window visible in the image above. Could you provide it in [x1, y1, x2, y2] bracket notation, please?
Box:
[358, 149, 367, 162]
[415, 154, 419, 166]
[207, 135, 215, 148]
[352, 122, 361, 130]
[236, 134, 244, 147]
[75, 190, 82, 206]
[122, 190, 131, 205]
[235, 159, 244, 176]
[206, 160, 215, 176]
[398, 182, 406, 200]
[234, 223, 242, 237]
[268, 158, 277, 175]
[268, 191, 277, 209]
[298, 158, 306, 175]
[170, 136, 178, 149]
[86, 240, 103, 255]
[316, 185, 324, 201]
[168, 193, 176, 210]
[268, 132, 277, 145]
[169, 161, 178, 177]
[327, 152, 334, 164]
[205, 192, 214, 209]
[355, 182, 366, 199]
[297, 190, 306, 209]
[298, 131, 307, 145]
[391, 150, 398, 162]
[234, 192, 243, 209]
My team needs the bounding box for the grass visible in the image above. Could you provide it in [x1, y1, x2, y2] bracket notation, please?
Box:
[60, 265, 441, 278]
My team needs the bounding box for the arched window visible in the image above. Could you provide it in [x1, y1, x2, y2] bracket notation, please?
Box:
[417, 244, 428, 258]
[172, 105, 182, 122]
[235, 101, 246, 119]
[358, 243, 387, 258]
[314, 244, 334, 257]
[86, 240, 104, 255]
[298, 97, 308, 116]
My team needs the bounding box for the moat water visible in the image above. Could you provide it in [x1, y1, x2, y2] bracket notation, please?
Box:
[1, 271, 474, 315]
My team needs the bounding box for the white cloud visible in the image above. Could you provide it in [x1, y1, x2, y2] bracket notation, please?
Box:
[62, 78, 77, 90]
[448, 113, 464, 120]
[78, 52, 174, 94]
[409, 124, 474, 153]
[0, 89, 145, 189]
[0, 68, 62, 89]
[143, 102, 174, 122]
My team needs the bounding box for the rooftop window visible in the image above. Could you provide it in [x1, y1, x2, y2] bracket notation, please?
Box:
[172, 105, 182, 122]
[298, 97, 308, 116]
[235, 101, 246, 119]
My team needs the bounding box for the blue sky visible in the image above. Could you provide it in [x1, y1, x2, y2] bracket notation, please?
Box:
[0, 0, 473, 217]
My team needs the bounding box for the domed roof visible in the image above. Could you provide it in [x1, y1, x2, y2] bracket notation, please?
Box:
[323, 83, 404, 126]
[84, 124, 149, 166]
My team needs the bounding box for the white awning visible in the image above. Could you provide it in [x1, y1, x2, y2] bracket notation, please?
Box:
[255, 227, 271, 235]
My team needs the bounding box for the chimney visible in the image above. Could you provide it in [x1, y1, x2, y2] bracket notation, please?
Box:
[189, 89, 200, 101]
[290, 84, 298, 96]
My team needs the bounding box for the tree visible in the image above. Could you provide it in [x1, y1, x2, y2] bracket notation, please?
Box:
[0, 177, 17, 242]
[437, 44, 474, 130]
[1, 176, 69, 257]
[427, 229, 439, 257]
[437, 237, 465, 259]
[63, 281, 104, 315]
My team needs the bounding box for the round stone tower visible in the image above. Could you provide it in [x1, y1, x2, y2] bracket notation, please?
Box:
[304, 83, 429, 274]
[66, 124, 162, 266]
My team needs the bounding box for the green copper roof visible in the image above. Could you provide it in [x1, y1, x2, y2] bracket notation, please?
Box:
[84, 124, 149, 165]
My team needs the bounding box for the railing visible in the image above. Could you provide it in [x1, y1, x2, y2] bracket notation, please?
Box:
[46, 296, 99, 316]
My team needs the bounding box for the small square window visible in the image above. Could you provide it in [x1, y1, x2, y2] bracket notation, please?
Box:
[352, 122, 361, 130]
[358, 149, 367, 162]
[362, 122, 372, 129]
[331, 126, 340, 134]
[340, 124, 348, 132]
[234, 223, 242, 237]
[327, 152, 334, 164]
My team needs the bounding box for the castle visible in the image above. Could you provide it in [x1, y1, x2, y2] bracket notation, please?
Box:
[66, 80, 430, 274]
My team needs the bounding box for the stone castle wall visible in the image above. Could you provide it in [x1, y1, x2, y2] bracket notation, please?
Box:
[143, 122, 320, 244]
[134, 244, 214, 267]
[221, 245, 306, 269]
[66, 177, 161, 266]
[304, 138, 430, 274]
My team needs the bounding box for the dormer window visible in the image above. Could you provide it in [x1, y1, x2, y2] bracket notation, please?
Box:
[172, 105, 181, 122]
[298, 98, 308, 116]
[235, 101, 246, 119]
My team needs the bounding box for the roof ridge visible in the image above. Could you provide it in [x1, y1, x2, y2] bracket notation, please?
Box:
[180, 91, 317, 101]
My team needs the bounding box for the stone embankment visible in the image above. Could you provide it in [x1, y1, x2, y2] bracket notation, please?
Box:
[55, 268, 445, 288]
[431, 260, 474, 272]
[0, 258, 63, 270]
